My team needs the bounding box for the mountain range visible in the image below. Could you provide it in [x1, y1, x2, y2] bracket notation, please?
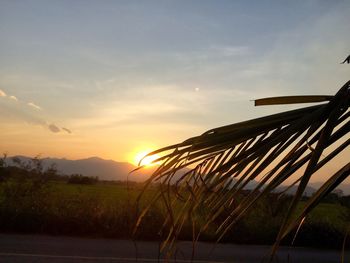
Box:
[6, 155, 152, 182]
[5, 155, 350, 195]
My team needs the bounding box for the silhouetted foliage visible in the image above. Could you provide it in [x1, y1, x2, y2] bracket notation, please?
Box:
[135, 80, 349, 258]
[67, 174, 98, 185]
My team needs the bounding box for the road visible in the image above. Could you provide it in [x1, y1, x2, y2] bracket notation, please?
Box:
[0, 233, 347, 262]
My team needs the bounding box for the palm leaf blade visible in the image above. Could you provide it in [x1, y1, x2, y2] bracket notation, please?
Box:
[255, 95, 334, 106]
[134, 80, 350, 258]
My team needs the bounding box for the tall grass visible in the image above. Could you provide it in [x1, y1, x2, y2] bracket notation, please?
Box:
[0, 154, 349, 249]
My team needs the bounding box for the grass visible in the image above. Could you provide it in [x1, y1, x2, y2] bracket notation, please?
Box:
[306, 203, 348, 230]
[0, 176, 169, 240]
[0, 178, 349, 249]
[292, 202, 349, 248]
[51, 181, 132, 201]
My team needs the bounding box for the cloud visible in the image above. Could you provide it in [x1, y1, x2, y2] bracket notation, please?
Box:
[210, 45, 250, 57]
[27, 102, 42, 110]
[48, 124, 60, 133]
[9, 95, 18, 101]
[170, 45, 249, 63]
[62, 127, 72, 134]
[0, 98, 70, 134]
[0, 91, 18, 102]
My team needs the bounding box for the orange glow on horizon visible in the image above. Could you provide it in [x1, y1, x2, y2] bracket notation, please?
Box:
[131, 148, 161, 167]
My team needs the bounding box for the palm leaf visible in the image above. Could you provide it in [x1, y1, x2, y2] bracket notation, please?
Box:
[255, 95, 333, 106]
[134, 80, 350, 259]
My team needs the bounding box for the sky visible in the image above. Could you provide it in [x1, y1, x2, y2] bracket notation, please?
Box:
[0, 0, 349, 168]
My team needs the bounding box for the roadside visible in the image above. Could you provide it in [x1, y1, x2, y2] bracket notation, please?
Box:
[0, 233, 348, 263]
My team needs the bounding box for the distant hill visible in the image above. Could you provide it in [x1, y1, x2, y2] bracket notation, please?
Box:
[5, 155, 350, 195]
[230, 180, 317, 196]
[274, 185, 317, 197]
[309, 182, 350, 196]
[6, 156, 152, 182]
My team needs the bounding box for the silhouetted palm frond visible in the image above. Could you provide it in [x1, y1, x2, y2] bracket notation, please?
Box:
[135, 80, 350, 259]
[341, 55, 350, 64]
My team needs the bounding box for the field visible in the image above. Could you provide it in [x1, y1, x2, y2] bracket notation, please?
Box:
[0, 176, 349, 249]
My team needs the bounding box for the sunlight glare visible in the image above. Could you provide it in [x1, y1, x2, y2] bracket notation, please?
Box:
[134, 150, 160, 167]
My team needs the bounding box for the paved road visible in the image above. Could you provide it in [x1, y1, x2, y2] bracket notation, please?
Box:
[0, 234, 348, 262]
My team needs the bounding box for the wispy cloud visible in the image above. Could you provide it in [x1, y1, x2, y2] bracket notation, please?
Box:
[62, 127, 72, 134]
[0, 89, 6, 97]
[169, 45, 249, 63]
[48, 124, 60, 133]
[0, 90, 19, 102]
[0, 92, 71, 134]
[27, 102, 42, 110]
[9, 95, 18, 101]
[210, 45, 250, 57]
[25, 118, 70, 135]
[26, 119, 67, 134]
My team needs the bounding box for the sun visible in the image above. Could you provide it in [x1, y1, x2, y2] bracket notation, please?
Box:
[133, 150, 160, 167]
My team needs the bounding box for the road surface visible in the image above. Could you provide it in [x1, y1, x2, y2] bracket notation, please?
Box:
[0, 233, 347, 262]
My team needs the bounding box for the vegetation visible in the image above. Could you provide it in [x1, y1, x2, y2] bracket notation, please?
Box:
[0, 156, 349, 250]
[135, 81, 349, 257]
[67, 174, 99, 185]
[0, 156, 162, 239]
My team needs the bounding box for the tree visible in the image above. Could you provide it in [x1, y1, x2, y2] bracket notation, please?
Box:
[135, 80, 350, 259]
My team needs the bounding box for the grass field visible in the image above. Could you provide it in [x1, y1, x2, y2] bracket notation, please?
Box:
[0, 178, 349, 248]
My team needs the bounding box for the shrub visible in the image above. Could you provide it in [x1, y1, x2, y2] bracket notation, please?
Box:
[67, 174, 98, 185]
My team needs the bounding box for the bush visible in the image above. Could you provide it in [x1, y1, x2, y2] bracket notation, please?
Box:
[0, 160, 349, 248]
[67, 174, 98, 185]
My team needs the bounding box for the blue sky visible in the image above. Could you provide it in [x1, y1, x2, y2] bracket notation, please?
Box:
[0, 0, 349, 167]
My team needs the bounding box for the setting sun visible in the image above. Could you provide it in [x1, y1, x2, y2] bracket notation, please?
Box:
[133, 150, 161, 167]
[0, 2, 349, 261]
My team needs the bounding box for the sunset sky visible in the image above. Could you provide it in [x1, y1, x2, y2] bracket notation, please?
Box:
[0, 1, 349, 167]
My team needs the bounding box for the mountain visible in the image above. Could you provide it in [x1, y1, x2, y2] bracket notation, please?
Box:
[309, 182, 350, 196]
[6, 156, 152, 182]
[5, 156, 350, 195]
[274, 185, 317, 197]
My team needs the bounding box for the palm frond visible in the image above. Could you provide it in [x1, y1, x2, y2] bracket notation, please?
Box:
[255, 95, 333, 106]
[135, 80, 350, 258]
